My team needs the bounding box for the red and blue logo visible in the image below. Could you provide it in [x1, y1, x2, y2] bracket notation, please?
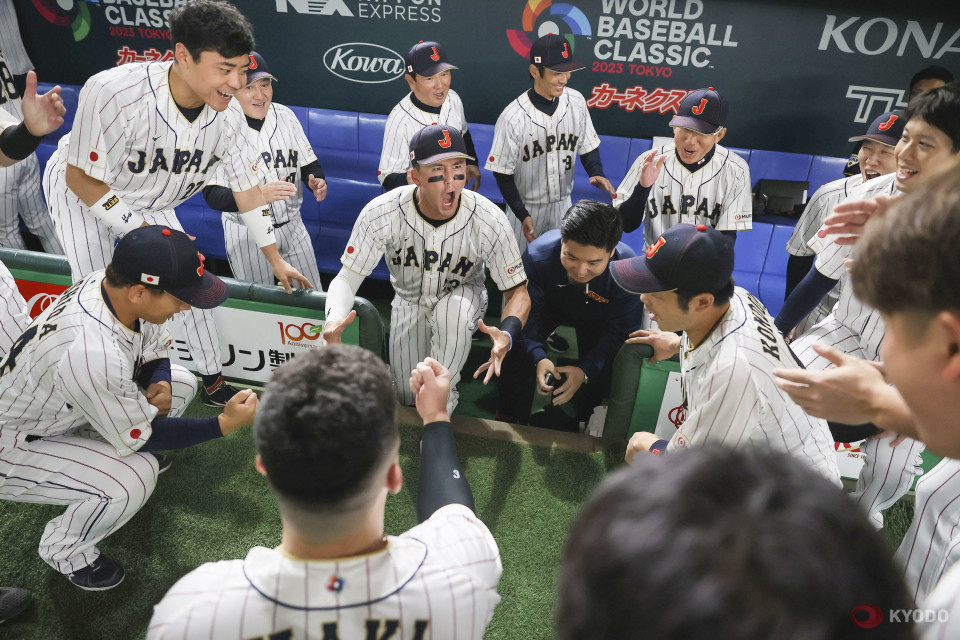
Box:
[507, 0, 592, 59]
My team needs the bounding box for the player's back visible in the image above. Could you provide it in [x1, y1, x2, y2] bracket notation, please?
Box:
[787, 174, 863, 256]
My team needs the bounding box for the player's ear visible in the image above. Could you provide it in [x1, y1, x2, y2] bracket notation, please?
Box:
[693, 292, 715, 312]
[529, 64, 538, 81]
[386, 462, 403, 494]
[173, 42, 192, 67]
[254, 454, 268, 477]
[715, 127, 727, 143]
[938, 311, 960, 381]
[409, 165, 422, 187]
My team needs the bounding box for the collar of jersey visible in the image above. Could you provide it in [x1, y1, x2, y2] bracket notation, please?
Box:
[409, 91, 442, 115]
[413, 188, 462, 228]
[674, 144, 716, 174]
[98, 277, 141, 335]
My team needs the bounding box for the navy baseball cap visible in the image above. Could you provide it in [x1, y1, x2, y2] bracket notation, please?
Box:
[409, 124, 473, 165]
[848, 110, 905, 147]
[669, 87, 728, 134]
[610, 224, 734, 295]
[246, 52, 276, 85]
[529, 34, 584, 73]
[405, 41, 457, 77]
[112, 226, 227, 309]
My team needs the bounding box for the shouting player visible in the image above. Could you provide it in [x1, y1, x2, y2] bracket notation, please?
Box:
[324, 124, 530, 413]
[615, 87, 752, 249]
[379, 40, 480, 191]
[0, 226, 257, 590]
[149, 348, 501, 638]
[42, 0, 312, 407]
[486, 33, 615, 254]
[203, 51, 326, 288]
[611, 223, 839, 485]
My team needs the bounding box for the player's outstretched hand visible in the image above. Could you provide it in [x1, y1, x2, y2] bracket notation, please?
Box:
[472, 319, 510, 384]
[307, 175, 328, 202]
[638, 149, 667, 188]
[625, 431, 659, 464]
[219, 389, 257, 435]
[271, 257, 313, 293]
[465, 165, 482, 191]
[626, 329, 681, 363]
[321, 310, 356, 346]
[588, 175, 617, 199]
[145, 381, 172, 417]
[521, 217, 536, 244]
[818, 195, 895, 245]
[20, 71, 66, 138]
[552, 365, 586, 406]
[260, 181, 298, 204]
[410, 357, 451, 424]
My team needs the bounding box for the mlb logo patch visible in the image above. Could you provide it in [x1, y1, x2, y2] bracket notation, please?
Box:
[504, 261, 524, 277]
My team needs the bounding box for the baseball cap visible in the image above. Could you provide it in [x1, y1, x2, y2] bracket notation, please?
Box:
[610, 224, 734, 295]
[669, 87, 728, 134]
[409, 124, 474, 165]
[112, 226, 227, 309]
[246, 52, 276, 85]
[405, 41, 457, 77]
[529, 34, 584, 73]
[848, 110, 905, 147]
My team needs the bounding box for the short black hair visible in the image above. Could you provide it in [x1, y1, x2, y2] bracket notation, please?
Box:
[529, 64, 546, 83]
[675, 278, 735, 311]
[104, 263, 164, 295]
[904, 82, 960, 152]
[169, 0, 254, 62]
[560, 200, 622, 252]
[557, 447, 915, 640]
[254, 345, 398, 511]
[909, 65, 955, 94]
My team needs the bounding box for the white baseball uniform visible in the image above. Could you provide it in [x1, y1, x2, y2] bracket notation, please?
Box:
[0, 48, 63, 254]
[147, 503, 501, 639]
[0, 0, 34, 75]
[0, 258, 28, 355]
[42, 60, 260, 375]
[485, 87, 601, 253]
[784, 174, 863, 336]
[791, 173, 925, 529]
[379, 89, 470, 185]
[668, 287, 840, 485]
[615, 143, 752, 249]
[0, 270, 197, 574]
[337, 186, 526, 412]
[919, 549, 960, 639]
[210, 101, 323, 288]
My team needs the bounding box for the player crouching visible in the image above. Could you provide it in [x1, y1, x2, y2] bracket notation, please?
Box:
[0, 226, 256, 590]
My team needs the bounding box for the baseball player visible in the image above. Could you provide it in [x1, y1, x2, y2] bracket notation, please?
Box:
[615, 87, 752, 250]
[149, 347, 501, 639]
[611, 223, 840, 486]
[784, 110, 903, 336]
[41, 0, 312, 407]
[486, 33, 615, 254]
[0, 226, 257, 590]
[379, 40, 480, 191]
[0, 259, 29, 355]
[203, 52, 325, 288]
[775, 84, 960, 528]
[323, 124, 530, 414]
[0, 0, 63, 254]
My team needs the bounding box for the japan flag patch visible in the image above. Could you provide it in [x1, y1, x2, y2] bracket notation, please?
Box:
[141, 274, 160, 285]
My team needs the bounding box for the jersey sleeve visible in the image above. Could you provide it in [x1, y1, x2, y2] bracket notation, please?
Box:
[482, 203, 527, 291]
[484, 105, 522, 175]
[66, 74, 129, 182]
[284, 106, 318, 167]
[56, 334, 156, 456]
[140, 323, 173, 367]
[786, 183, 834, 256]
[614, 151, 645, 206]
[340, 200, 389, 276]
[147, 560, 245, 639]
[714, 154, 752, 231]
[217, 106, 261, 194]
[813, 240, 850, 280]
[571, 91, 601, 155]
[378, 103, 414, 185]
[447, 90, 469, 134]
[0, 262, 29, 356]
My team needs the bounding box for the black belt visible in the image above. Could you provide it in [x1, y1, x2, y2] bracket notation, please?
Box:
[25, 434, 42, 443]
[274, 219, 290, 229]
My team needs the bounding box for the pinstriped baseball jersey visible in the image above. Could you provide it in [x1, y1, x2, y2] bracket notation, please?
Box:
[670, 287, 840, 485]
[53, 61, 259, 220]
[208, 102, 316, 226]
[920, 548, 960, 639]
[616, 143, 752, 249]
[485, 87, 600, 206]
[340, 186, 527, 303]
[0, 0, 33, 75]
[379, 89, 469, 184]
[0, 270, 169, 455]
[148, 503, 502, 639]
[0, 259, 28, 355]
[786, 175, 864, 256]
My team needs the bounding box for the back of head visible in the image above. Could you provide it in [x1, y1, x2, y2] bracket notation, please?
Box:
[254, 345, 398, 511]
[557, 447, 914, 640]
[169, 0, 254, 61]
[909, 65, 955, 94]
[560, 200, 623, 252]
[904, 82, 960, 152]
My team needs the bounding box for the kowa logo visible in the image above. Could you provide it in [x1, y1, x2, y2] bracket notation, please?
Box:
[323, 43, 405, 83]
[276, 0, 353, 16]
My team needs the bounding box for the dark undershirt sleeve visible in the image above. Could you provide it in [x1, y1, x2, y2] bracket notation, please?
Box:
[416, 420, 476, 522]
[785, 254, 815, 299]
[774, 268, 839, 334]
[463, 130, 479, 166]
[139, 416, 223, 452]
[202, 185, 239, 212]
[300, 159, 325, 183]
[493, 172, 530, 221]
[579, 148, 604, 177]
[382, 172, 408, 191]
[619, 184, 650, 233]
[136, 358, 171, 388]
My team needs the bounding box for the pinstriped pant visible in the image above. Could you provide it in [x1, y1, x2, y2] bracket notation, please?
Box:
[0, 153, 63, 254]
[390, 283, 487, 415]
[506, 197, 571, 255]
[221, 210, 323, 290]
[0, 365, 196, 574]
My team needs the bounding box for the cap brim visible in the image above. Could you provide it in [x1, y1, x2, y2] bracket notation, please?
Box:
[609, 256, 673, 295]
[848, 133, 899, 147]
[544, 60, 585, 72]
[416, 151, 474, 165]
[668, 116, 720, 134]
[246, 71, 277, 85]
[169, 272, 228, 310]
[417, 62, 457, 77]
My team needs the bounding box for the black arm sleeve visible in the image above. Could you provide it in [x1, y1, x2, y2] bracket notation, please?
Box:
[202, 185, 239, 212]
[382, 172, 408, 191]
[138, 415, 222, 452]
[720, 230, 737, 245]
[774, 268, 839, 334]
[416, 421, 476, 523]
[300, 159, 325, 183]
[579, 148, 604, 177]
[493, 172, 530, 221]
[785, 254, 815, 299]
[136, 358, 171, 388]
[463, 130, 479, 166]
[619, 184, 650, 233]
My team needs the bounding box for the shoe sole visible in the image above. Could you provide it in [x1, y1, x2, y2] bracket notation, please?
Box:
[69, 573, 124, 592]
[201, 397, 227, 408]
